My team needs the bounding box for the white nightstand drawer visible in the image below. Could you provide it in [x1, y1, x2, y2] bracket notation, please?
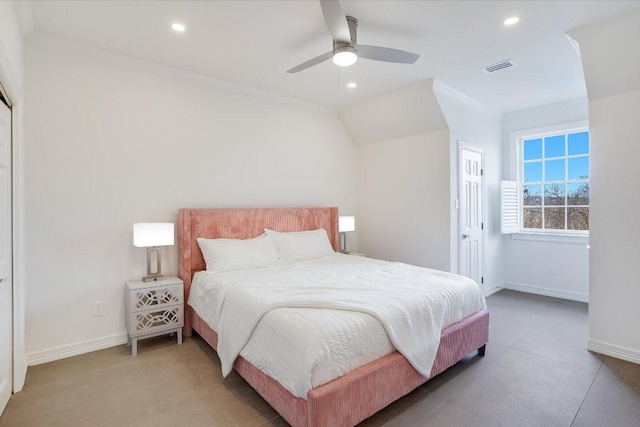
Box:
[129, 283, 183, 313]
[128, 304, 184, 337]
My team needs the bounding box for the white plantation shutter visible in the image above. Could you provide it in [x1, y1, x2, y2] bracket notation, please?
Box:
[501, 180, 519, 234]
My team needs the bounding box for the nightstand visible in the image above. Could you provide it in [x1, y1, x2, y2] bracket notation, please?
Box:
[125, 276, 184, 356]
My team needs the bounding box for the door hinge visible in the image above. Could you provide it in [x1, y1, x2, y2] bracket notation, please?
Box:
[481, 222, 484, 230]
[481, 169, 484, 176]
[481, 277, 484, 284]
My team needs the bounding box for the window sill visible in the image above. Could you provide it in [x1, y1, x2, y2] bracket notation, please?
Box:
[510, 233, 589, 245]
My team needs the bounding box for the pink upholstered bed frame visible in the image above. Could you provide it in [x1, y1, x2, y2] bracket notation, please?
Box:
[178, 207, 489, 427]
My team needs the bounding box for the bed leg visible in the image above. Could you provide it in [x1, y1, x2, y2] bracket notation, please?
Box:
[183, 325, 193, 338]
[183, 306, 193, 337]
[477, 345, 486, 357]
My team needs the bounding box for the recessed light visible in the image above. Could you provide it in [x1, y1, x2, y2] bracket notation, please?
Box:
[171, 23, 186, 32]
[503, 16, 520, 26]
[347, 82, 357, 89]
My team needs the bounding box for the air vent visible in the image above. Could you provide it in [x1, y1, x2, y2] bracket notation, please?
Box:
[482, 59, 517, 74]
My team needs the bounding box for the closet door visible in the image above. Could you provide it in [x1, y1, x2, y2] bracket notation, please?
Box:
[0, 100, 12, 415]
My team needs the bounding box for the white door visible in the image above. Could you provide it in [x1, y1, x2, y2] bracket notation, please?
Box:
[459, 144, 484, 290]
[0, 100, 12, 415]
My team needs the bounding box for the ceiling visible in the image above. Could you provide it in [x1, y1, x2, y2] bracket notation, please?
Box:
[28, 0, 640, 113]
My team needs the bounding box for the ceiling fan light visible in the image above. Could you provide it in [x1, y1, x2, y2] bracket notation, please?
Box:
[333, 50, 357, 67]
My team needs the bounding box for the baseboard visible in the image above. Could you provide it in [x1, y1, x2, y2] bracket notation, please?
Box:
[26, 332, 128, 366]
[588, 339, 640, 364]
[484, 286, 501, 297]
[500, 282, 588, 303]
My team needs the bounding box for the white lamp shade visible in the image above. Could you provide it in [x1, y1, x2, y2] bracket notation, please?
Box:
[339, 216, 355, 232]
[133, 223, 175, 247]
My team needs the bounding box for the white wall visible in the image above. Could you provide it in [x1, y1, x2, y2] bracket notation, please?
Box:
[356, 129, 450, 270]
[24, 42, 357, 361]
[587, 89, 640, 361]
[339, 80, 447, 145]
[571, 9, 640, 362]
[346, 79, 451, 270]
[433, 83, 504, 295]
[501, 98, 590, 301]
[570, 9, 640, 101]
[351, 79, 504, 287]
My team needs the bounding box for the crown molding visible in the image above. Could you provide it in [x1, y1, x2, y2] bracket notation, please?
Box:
[13, 0, 34, 41]
[433, 80, 503, 119]
[26, 32, 338, 117]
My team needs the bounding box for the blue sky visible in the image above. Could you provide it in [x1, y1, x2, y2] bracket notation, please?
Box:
[524, 131, 589, 183]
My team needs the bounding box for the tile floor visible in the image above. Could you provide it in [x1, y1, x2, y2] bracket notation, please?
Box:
[1, 290, 639, 426]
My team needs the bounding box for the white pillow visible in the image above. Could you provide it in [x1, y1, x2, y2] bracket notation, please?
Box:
[197, 234, 280, 273]
[264, 228, 335, 263]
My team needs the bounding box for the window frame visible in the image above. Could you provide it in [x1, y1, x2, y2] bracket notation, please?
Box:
[510, 120, 590, 237]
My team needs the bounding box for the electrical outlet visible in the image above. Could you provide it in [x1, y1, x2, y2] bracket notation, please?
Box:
[546, 265, 556, 276]
[93, 301, 104, 317]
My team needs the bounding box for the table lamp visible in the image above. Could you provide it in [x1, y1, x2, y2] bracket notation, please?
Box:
[133, 223, 174, 282]
[338, 216, 355, 254]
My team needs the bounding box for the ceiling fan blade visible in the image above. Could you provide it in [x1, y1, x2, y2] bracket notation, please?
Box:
[287, 51, 334, 73]
[320, 0, 351, 44]
[358, 45, 420, 64]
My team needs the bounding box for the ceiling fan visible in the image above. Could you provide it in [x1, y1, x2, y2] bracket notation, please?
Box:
[287, 0, 420, 73]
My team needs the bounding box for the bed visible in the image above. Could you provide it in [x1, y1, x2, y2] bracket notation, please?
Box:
[178, 207, 489, 427]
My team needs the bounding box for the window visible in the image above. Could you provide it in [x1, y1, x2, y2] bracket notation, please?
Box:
[501, 121, 590, 237]
[521, 129, 589, 233]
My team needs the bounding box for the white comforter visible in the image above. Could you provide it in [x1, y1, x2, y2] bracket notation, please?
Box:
[188, 254, 486, 398]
